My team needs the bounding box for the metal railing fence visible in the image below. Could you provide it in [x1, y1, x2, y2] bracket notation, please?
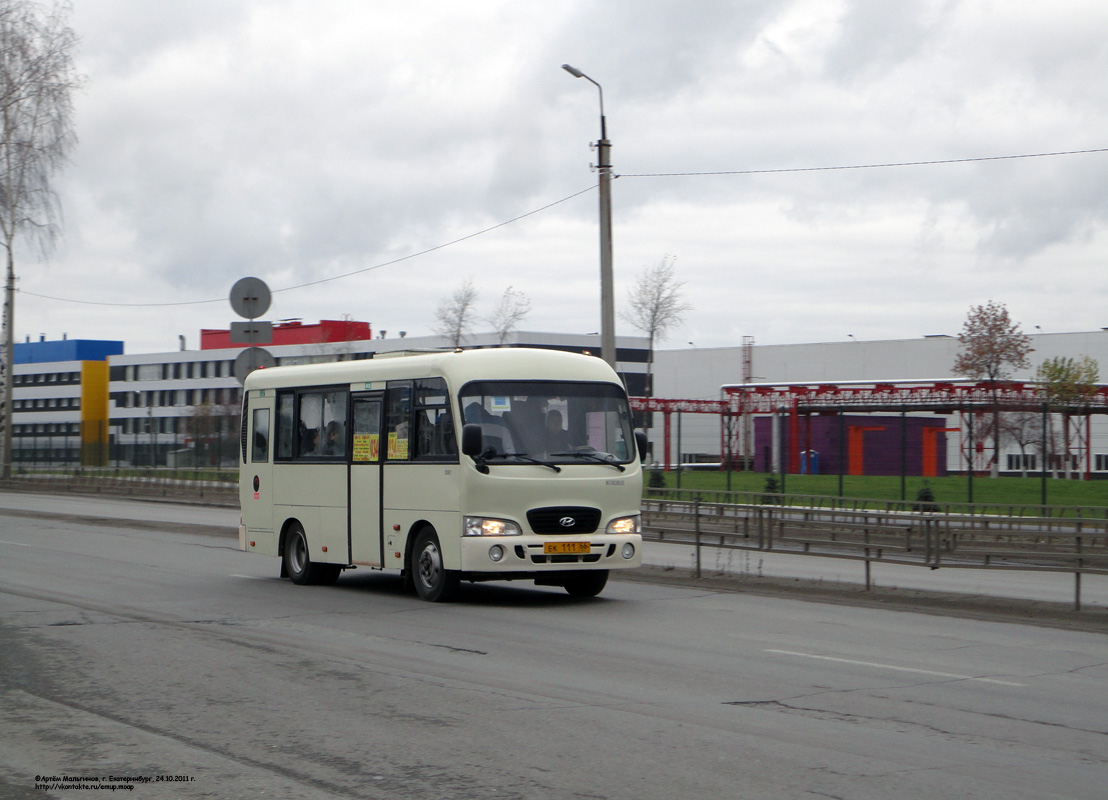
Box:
[1, 468, 238, 506]
[642, 495, 1107, 610]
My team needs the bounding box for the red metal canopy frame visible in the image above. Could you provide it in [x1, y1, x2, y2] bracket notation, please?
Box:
[632, 379, 1108, 477]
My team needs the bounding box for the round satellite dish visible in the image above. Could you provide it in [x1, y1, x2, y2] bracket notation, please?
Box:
[230, 277, 271, 320]
[233, 346, 277, 385]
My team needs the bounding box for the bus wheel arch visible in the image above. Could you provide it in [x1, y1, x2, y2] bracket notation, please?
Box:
[282, 519, 340, 586]
[400, 519, 431, 589]
[410, 524, 460, 602]
[277, 518, 300, 578]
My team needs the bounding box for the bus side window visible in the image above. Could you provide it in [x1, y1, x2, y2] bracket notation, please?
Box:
[386, 384, 411, 460]
[294, 389, 347, 459]
[413, 378, 455, 460]
[251, 408, 270, 462]
[299, 392, 323, 456]
[276, 393, 294, 459]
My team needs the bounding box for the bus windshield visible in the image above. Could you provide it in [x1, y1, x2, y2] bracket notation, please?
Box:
[459, 380, 635, 465]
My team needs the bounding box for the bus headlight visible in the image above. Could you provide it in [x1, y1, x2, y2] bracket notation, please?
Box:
[605, 515, 641, 535]
[464, 516, 522, 537]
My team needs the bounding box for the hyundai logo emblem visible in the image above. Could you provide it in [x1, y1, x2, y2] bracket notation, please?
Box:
[559, 517, 576, 528]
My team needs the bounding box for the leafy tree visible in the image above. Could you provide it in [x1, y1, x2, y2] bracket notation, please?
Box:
[1036, 355, 1099, 479]
[1036, 355, 1099, 405]
[433, 278, 479, 348]
[953, 301, 1033, 476]
[485, 285, 531, 346]
[621, 255, 691, 396]
[953, 301, 1033, 382]
[0, 0, 81, 478]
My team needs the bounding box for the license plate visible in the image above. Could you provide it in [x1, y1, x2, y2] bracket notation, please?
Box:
[544, 541, 591, 555]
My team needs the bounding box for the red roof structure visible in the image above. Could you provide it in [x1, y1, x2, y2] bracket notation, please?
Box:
[199, 319, 373, 350]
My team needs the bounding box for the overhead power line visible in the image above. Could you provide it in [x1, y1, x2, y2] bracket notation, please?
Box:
[18, 185, 597, 308]
[17, 146, 1108, 308]
[620, 147, 1108, 178]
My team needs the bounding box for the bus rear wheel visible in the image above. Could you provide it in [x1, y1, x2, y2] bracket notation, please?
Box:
[562, 570, 609, 598]
[283, 523, 340, 586]
[411, 527, 459, 602]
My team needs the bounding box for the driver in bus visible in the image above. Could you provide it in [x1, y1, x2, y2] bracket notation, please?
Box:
[545, 409, 572, 453]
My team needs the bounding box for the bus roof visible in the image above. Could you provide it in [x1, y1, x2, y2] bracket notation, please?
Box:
[242, 347, 623, 392]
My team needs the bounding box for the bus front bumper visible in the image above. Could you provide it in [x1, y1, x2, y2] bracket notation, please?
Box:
[459, 534, 643, 573]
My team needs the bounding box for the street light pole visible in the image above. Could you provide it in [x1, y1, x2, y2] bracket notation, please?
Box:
[562, 64, 616, 371]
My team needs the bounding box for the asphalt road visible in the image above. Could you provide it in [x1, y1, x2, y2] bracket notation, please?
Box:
[1, 498, 1107, 799]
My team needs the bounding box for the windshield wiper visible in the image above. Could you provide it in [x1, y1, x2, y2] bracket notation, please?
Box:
[485, 451, 562, 473]
[551, 452, 626, 472]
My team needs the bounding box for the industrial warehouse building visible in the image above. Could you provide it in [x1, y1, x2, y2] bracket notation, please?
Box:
[9, 324, 1108, 477]
[651, 331, 1108, 477]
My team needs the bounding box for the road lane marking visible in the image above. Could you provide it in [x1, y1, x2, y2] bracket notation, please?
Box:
[0, 540, 33, 547]
[765, 649, 1026, 686]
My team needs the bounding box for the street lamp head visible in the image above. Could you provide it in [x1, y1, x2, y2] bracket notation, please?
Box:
[561, 63, 606, 134]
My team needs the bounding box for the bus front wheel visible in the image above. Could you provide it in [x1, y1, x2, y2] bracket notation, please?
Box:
[562, 570, 609, 598]
[411, 527, 459, 602]
[284, 523, 340, 586]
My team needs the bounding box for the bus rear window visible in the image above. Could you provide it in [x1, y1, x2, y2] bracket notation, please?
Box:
[251, 408, 270, 462]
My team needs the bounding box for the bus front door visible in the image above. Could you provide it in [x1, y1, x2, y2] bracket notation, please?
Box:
[349, 393, 383, 566]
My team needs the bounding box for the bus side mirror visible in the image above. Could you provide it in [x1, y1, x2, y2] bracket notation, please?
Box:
[635, 430, 648, 463]
[461, 423, 484, 457]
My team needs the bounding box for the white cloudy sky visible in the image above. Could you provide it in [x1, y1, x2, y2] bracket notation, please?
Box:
[13, 0, 1108, 355]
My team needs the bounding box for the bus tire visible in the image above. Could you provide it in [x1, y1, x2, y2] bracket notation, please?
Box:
[284, 522, 321, 586]
[411, 527, 459, 602]
[562, 570, 609, 598]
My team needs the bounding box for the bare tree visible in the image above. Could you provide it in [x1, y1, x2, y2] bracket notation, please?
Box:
[621, 255, 691, 396]
[0, 0, 80, 478]
[953, 301, 1033, 476]
[433, 278, 479, 348]
[485, 285, 531, 346]
[997, 410, 1044, 477]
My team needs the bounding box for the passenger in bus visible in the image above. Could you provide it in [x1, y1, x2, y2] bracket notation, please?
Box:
[463, 402, 486, 424]
[323, 421, 344, 456]
[463, 402, 511, 453]
[301, 426, 320, 456]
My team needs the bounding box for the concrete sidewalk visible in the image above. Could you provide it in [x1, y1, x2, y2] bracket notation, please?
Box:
[643, 540, 1108, 609]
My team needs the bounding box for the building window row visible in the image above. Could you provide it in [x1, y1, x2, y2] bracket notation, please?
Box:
[115, 414, 238, 436]
[14, 423, 81, 436]
[112, 388, 240, 409]
[1005, 454, 1108, 471]
[13, 397, 81, 411]
[14, 371, 81, 386]
[117, 360, 234, 382]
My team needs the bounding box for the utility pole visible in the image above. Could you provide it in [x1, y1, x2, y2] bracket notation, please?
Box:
[563, 64, 616, 370]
